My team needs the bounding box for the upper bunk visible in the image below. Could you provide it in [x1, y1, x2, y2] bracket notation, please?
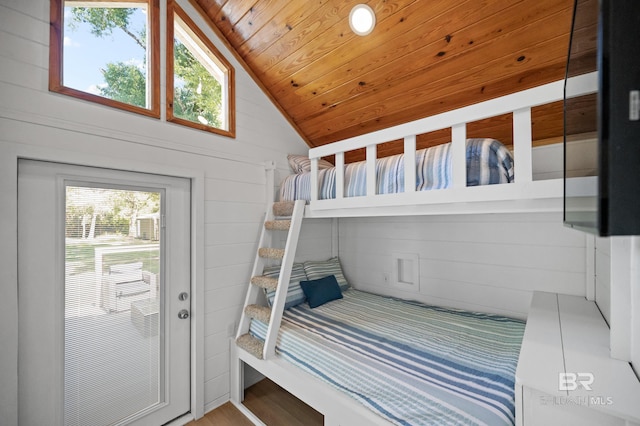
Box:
[276, 72, 598, 218]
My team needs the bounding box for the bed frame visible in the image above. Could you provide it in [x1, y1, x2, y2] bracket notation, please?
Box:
[303, 72, 597, 218]
[231, 338, 391, 425]
[230, 74, 599, 426]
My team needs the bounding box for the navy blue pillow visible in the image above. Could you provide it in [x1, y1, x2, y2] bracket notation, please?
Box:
[299, 275, 343, 308]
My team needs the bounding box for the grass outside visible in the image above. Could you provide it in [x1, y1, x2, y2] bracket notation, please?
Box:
[66, 235, 160, 276]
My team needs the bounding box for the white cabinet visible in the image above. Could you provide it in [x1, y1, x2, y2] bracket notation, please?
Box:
[516, 292, 640, 426]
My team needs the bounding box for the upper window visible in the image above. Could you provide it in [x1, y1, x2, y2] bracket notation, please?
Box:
[167, 2, 235, 137]
[49, 0, 160, 117]
[49, 0, 236, 138]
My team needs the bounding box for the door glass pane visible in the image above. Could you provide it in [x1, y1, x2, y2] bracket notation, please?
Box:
[64, 185, 162, 426]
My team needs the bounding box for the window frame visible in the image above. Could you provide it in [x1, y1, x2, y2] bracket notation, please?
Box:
[49, 0, 161, 118]
[166, 1, 236, 138]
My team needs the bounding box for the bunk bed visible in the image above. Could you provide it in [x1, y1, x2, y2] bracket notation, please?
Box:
[280, 137, 515, 202]
[282, 72, 596, 218]
[231, 73, 599, 426]
[250, 288, 525, 426]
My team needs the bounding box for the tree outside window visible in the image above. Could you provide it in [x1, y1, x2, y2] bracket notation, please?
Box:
[49, 0, 235, 138]
[50, 0, 160, 117]
[167, 2, 235, 137]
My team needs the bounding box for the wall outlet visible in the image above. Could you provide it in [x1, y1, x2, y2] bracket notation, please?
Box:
[382, 273, 389, 283]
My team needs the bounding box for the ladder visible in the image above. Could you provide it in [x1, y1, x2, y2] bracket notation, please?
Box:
[235, 200, 305, 360]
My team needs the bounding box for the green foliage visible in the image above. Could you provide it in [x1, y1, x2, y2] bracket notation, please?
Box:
[65, 187, 159, 239]
[68, 7, 145, 48]
[66, 6, 225, 128]
[65, 240, 159, 276]
[173, 41, 223, 127]
[99, 62, 147, 108]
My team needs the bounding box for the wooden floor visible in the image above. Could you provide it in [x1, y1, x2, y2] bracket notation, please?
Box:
[186, 378, 323, 426]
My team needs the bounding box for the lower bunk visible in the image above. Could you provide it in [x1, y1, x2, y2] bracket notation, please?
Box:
[231, 289, 525, 426]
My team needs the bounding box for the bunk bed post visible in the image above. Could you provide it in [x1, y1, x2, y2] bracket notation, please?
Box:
[335, 152, 345, 200]
[451, 123, 467, 189]
[512, 108, 533, 183]
[310, 158, 319, 202]
[229, 340, 245, 403]
[366, 145, 376, 196]
[404, 135, 416, 193]
[264, 160, 275, 203]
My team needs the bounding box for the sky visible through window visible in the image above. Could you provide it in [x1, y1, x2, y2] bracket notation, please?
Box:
[62, 6, 147, 98]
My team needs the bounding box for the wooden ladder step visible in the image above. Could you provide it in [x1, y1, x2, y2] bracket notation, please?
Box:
[236, 333, 264, 360]
[264, 220, 291, 231]
[272, 201, 295, 217]
[245, 304, 272, 323]
[250, 275, 278, 291]
[258, 248, 285, 260]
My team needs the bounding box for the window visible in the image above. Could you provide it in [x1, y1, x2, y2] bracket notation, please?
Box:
[49, 0, 236, 138]
[49, 0, 160, 117]
[167, 2, 235, 137]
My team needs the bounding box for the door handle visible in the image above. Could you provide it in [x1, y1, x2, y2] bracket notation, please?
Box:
[178, 309, 189, 319]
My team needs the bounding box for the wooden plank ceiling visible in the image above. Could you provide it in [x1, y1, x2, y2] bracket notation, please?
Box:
[193, 0, 580, 160]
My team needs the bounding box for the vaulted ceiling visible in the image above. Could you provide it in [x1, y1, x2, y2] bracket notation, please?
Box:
[192, 0, 576, 155]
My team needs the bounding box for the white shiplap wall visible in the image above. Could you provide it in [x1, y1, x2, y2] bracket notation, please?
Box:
[0, 0, 321, 422]
[595, 236, 612, 324]
[338, 212, 588, 319]
[632, 239, 640, 375]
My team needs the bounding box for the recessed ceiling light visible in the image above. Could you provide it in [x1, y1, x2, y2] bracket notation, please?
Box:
[349, 4, 375, 36]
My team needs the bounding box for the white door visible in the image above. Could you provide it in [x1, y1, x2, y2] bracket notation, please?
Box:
[18, 160, 191, 426]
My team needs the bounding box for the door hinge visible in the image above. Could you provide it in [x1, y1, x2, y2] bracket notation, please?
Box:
[161, 214, 166, 228]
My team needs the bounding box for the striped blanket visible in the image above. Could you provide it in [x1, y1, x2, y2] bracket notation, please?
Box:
[249, 290, 525, 426]
[279, 138, 514, 201]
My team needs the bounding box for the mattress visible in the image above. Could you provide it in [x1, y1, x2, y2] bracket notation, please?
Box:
[279, 138, 514, 202]
[249, 289, 525, 426]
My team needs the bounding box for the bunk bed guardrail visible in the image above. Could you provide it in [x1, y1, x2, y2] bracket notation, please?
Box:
[306, 72, 598, 215]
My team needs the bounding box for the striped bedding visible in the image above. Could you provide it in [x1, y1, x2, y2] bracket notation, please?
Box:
[249, 289, 525, 426]
[279, 138, 514, 201]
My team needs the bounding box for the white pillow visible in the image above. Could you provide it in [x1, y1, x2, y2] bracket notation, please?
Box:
[287, 154, 333, 174]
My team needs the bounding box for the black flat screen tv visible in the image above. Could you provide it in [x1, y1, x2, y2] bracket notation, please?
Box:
[564, 0, 640, 236]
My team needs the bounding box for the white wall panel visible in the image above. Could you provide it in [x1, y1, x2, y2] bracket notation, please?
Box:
[633, 245, 640, 376]
[0, 5, 48, 43]
[595, 236, 612, 324]
[204, 264, 252, 293]
[0, 57, 48, 90]
[294, 219, 335, 263]
[205, 223, 262, 246]
[204, 201, 264, 223]
[205, 243, 259, 269]
[421, 259, 584, 294]
[272, 218, 335, 264]
[338, 212, 586, 319]
[205, 285, 247, 314]
[204, 305, 244, 340]
[203, 373, 229, 412]
[204, 351, 229, 385]
[532, 143, 563, 180]
[203, 160, 266, 184]
[0, 30, 48, 68]
[1, 0, 49, 20]
[205, 179, 266, 203]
